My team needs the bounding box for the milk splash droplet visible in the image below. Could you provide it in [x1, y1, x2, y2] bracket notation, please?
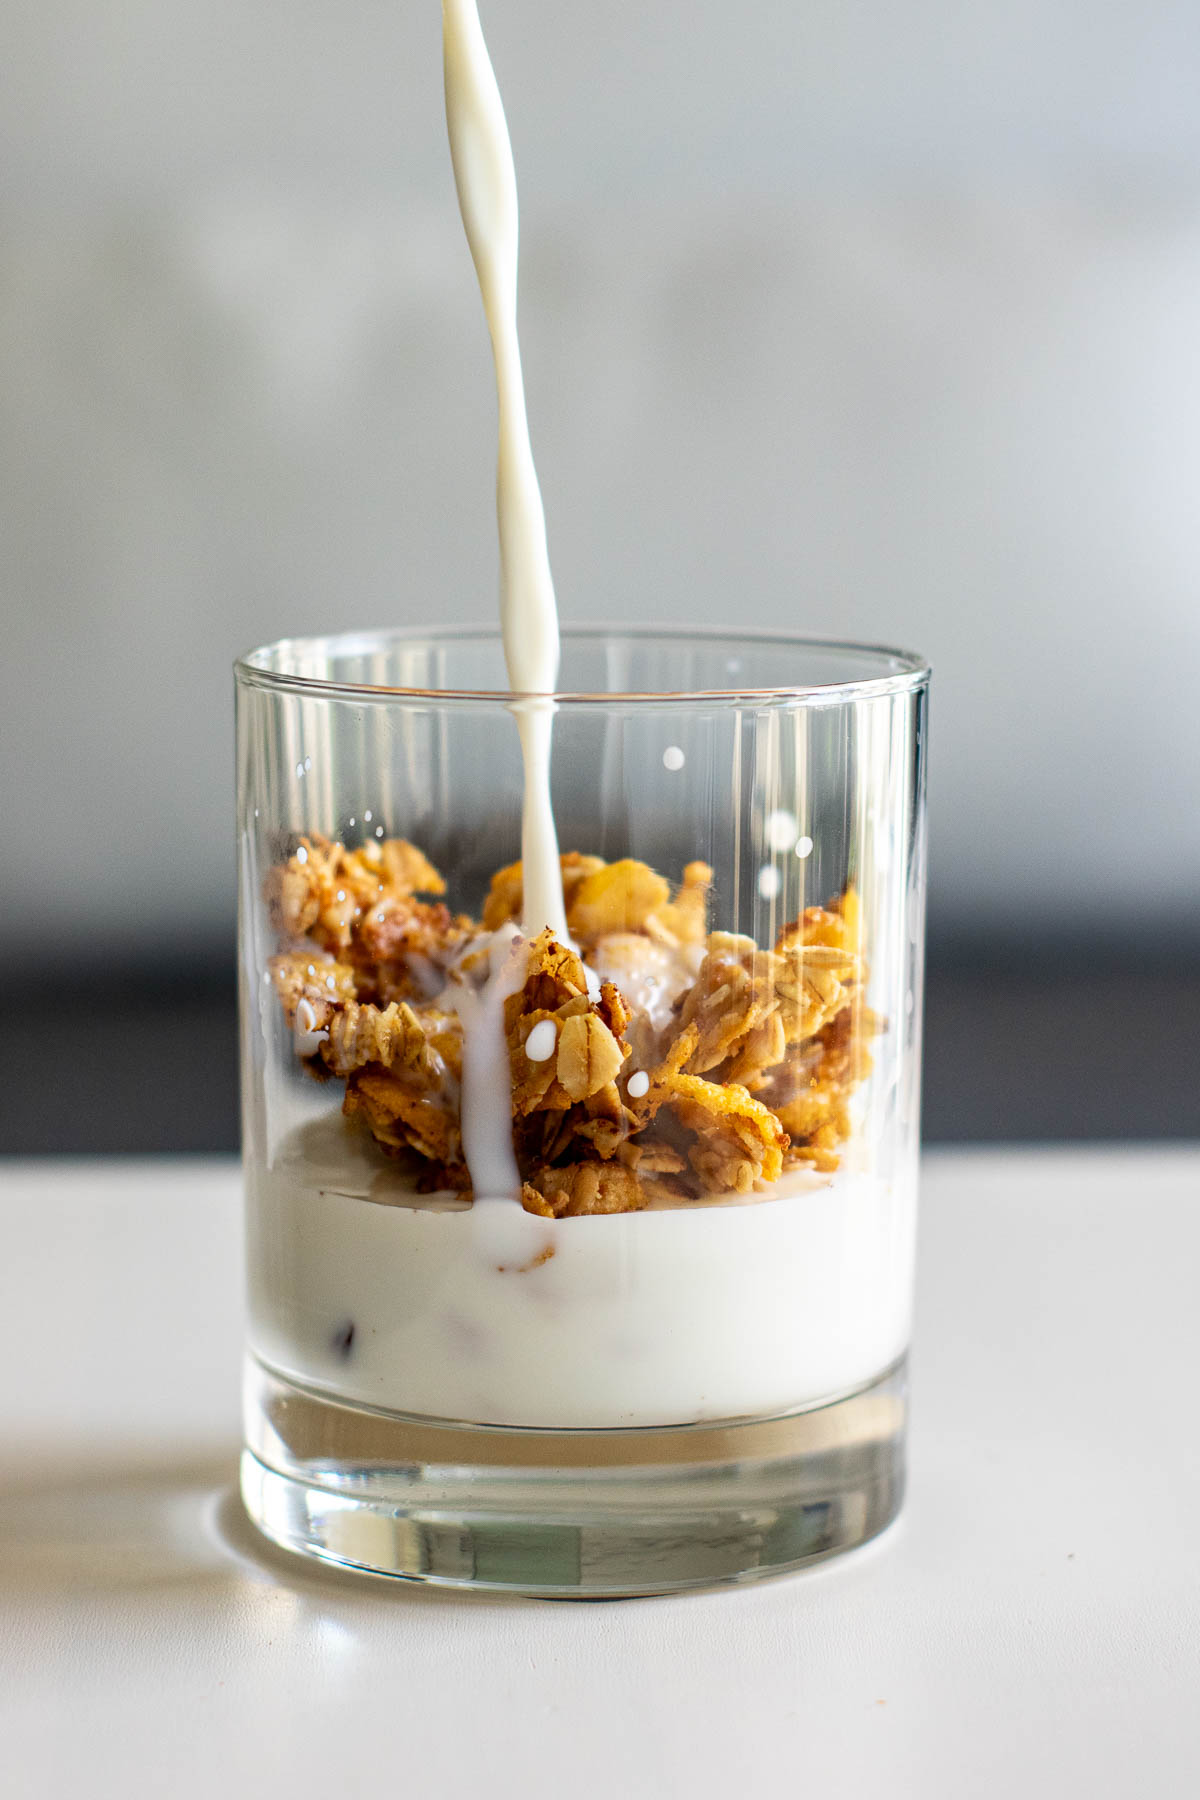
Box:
[293, 996, 329, 1058]
[524, 1018, 558, 1063]
[757, 865, 782, 900]
[663, 745, 685, 772]
[626, 1070, 650, 1099]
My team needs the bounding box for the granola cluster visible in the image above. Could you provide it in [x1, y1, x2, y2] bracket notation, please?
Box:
[265, 836, 879, 1217]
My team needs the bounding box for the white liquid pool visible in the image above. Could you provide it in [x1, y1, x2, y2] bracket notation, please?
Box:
[246, 1114, 917, 1429]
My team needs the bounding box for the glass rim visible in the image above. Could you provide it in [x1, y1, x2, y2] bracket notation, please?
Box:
[234, 623, 930, 706]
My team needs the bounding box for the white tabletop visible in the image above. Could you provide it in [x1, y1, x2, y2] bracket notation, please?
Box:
[2, 1147, 1198, 1799]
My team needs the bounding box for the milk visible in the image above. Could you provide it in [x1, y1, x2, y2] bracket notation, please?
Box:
[441, 0, 565, 940]
[248, 1115, 917, 1428]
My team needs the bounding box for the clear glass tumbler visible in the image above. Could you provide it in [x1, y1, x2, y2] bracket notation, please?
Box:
[236, 627, 929, 1595]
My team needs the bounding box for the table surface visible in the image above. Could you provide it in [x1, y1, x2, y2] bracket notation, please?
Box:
[3, 1147, 1198, 1799]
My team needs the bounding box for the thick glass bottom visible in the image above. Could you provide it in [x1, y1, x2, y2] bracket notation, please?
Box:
[241, 1355, 907, 1597]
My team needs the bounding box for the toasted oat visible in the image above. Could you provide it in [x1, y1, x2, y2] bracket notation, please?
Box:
[644, 860, 712, 947]
[760, 995, 881, 1168]
[343, 1066, 463, 1171]
[676, 932, 858, 1085]
[776, 886, 861, 956]
[521, 1159, 650, 1218]
[323, 1000, 461, 1087]
[353, 900, 473, 1005]
[505, 931, 630, 1122]
[566, 859, 671, 943]
[508, 928, 592, 1014]
[659, 1070, 787, 1193]
[483, 853, 710, 954]
[265, 834, 444, 953]
[773, 942, 859, 1042]
[556, 1012, 626, 1103]
[674, 934, 777, 1075]
[482, 852, 606, 932]
[269, 952, 358, 1030]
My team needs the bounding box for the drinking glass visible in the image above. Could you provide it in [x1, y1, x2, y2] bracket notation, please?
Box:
[236, 626, 929, 1595]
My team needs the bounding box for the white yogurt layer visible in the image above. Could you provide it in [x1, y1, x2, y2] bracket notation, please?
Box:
[246, 1114, 917, 1429]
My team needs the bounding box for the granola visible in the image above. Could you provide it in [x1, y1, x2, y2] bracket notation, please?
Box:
[264, 838, 880, 1214]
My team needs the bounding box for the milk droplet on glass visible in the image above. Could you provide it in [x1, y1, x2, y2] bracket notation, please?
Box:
[765, 809, 798, 852]
[794, 835, 814, 859]
[662, 745, 685, 772]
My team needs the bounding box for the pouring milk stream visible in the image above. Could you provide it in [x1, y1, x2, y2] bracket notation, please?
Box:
[441, 0, 567, 1205]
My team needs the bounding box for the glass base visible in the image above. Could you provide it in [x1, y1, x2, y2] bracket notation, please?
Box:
[241, 1355, 907, 1597]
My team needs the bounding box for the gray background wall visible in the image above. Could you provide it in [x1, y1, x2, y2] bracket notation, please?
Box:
[3, 1, 1199, 966]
